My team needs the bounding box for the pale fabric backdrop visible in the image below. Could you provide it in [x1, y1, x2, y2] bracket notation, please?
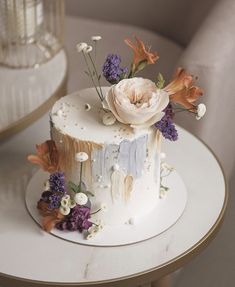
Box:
[66, 0, 235, 179]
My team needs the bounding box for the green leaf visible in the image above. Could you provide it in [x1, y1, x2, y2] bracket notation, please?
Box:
[68, 181, 79, 193]
[128, 63, 135, 78]
[85, 190, 95, 197]
[134, 60, 148, 75]
[156, 73, 165, 89]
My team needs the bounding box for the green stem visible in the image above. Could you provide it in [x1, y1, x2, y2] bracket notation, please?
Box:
[174, 109, 195, 114]
[90, 222, 99, 227]
[82, 52, 103, 102]
[79, 162, 83, 192]
[88, 53, 104, 101]
[91, 208, 102, 215]
[94, 41, 97, 61]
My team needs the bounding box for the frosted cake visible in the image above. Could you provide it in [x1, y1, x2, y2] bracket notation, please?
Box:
[28, 36, 206, 238]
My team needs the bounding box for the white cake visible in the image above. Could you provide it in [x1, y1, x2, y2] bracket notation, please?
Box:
[50, 87, 162, 226]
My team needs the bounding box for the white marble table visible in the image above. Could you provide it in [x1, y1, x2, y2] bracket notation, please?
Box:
[0, 16, 227, 287]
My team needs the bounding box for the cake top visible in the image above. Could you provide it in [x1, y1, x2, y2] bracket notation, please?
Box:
[51, 87, 153, 145]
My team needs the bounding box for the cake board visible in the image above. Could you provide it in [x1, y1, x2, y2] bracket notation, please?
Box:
[25, 168, 187, 247]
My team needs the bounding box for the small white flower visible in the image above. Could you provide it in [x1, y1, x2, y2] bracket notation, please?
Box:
[88, 223, 104, 235]
[86, 233, 94, 240]
[44, 180, 50, 191]
[159, 186, 169, 199]
[161, 162, 174, 172]
[102, 111, 117, 126]
[76, 42, 88, 52]
[88, 225, 99, 234]
[61, 195, 70, 208]
[75, 152, 89, 162]
[196, 103, 206, 120]
[128, 217, 135, 225]
[98, 223, 104, 230]
[59, 206, 70, 216]
[91, 35, 102, 41]
[83, 45, 93, 53]
[74, 192, 88, 205]
[93, 219, 102, 225]
[69, 199, 76, 208]
[100, 203, 108, 212]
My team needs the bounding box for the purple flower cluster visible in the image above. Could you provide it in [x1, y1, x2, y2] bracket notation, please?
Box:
[56, 205, 92, 232]
[40, 172, 66, 210]
[49, 172, 66, 193]
[155, 104, 178, 141]
[102, 54, 128, 84]
[40, 190, 63, 209]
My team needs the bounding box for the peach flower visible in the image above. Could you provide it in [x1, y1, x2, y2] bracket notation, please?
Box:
[125, 37, 159, 65]
[105, 77, 169, 129]
[164, 67, 203, 111]
[27, 140, 59, 173]
[37, 201, 64, 232]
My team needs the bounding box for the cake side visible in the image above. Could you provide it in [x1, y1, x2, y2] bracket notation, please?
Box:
[51, 88, 161, 225]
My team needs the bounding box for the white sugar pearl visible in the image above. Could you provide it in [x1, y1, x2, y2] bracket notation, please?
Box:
[128, 217, 135, 225]
[160, 152, 166, 159]
[112, 163, 120, 171]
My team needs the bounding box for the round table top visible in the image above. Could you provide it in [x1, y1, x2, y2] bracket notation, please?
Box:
[0, 16, 227, 287]
[0, 49, 68, 140]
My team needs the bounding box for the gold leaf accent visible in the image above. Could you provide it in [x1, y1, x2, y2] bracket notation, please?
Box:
[110, 170, 125, 203]
[124, 175, 133, 202]
[51, 126, 102, 188]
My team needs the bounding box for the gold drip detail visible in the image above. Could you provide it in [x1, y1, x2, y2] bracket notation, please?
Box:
[51, 126, 102, 187]
[124, 175, 133, 202]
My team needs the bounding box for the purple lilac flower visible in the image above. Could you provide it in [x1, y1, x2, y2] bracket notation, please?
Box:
[102, 54, 128, 84]
[49, 172, 66, 193]
[56, 205, 92, 232]
[155, 104, 178, 141]
[48, 193, 62, 209]
[164, 103, 174, 119]
[40, 172, 66, 209]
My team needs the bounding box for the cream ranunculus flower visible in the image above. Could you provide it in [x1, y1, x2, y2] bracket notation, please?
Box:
[105, 78, 169, 129]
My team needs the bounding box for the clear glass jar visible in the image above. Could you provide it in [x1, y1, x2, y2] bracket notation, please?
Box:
[0, 0, 64, 68]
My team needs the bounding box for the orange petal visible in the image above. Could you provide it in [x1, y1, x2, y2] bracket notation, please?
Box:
[165, 68, 193, 94]
[187, 86, 203, 103]
[27, 155, 48, 169]
[36, 142, 49, 155]
[42, 216, 57, 232]
[170, 91, 196, 111]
